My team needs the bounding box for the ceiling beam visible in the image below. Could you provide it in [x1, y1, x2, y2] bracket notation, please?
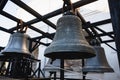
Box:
[76, 10, 102, 42]
[43, 0, 98, 19]
[104, 42, 117, 52]
[0, 0, 8, 11]
[0, 11, 53, 40]
[10, 0, 56, 29]
[96, 31, 114, 37]
[0, 26, 12, 34]
[91, 18, 111, 26]
[29, 26, 53, 40]
[94, 26, 114, 39]
[9, 0, 97, 31]
[84, 22, 114, 39]
[101, 39, 114, 43]
[32, 33, 55, 40]
[0, 11, 19, 22]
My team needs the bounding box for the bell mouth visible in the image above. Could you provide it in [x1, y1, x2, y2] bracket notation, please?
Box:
[44, 51, 96, 59]
[83, 67, 114, 73]
[2, 52, 32, 58]
[44, 43, 96, 59]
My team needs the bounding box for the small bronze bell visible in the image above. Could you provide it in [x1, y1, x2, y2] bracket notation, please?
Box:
[83, 39, 114, 73]
[44, 12, 95, 59]
[1, 32, 32, 57]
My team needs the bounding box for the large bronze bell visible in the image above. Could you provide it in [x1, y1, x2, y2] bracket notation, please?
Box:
[44, 13, 95, 59]
[83, 45, 114, 73]
[1, 32, 31, 57]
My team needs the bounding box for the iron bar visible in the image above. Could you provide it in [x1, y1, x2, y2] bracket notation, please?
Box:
[29, 38, 49, 46]
[0, 0, 8, 10]
[108, 0, 120, 68]
[5, 59, 12, 76]
[43, 0, 97, 19]
[91, 18, 111, 26]
[0, 11, 19, 22]
[101, 40, 114, 43]
[90, 27, 102, 42]
[84, 22, 114, 40]
[77, 11, 94, 39]
[77, 10, 86, 24]
[104, 42, 117, 52]
[9, 17, 110, 32]
[34, 31, 114, 40]
[0, 11, 53, 41]
[0, 26, 12, 34]
[94, 26, 114, 39]
[96, 31, 114, 37]
[30, 39, 41, 53]
[30, 31, 113, 44]
[77, 10, 102, 44]
[38, 61, 41, 78]
[60, 59, 64, 80]
[10, 0, 56, 29]
[9, 0, 97, 31]
[0, 7, 54, 42]
[27, 25, 53, 40]
[32, 33, 55, 40]
[0, 11, 51, 48]
[0, 61, 6, 75]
